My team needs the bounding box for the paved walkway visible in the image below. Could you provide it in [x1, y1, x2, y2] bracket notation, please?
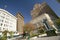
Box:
[30, 36, 60, 40]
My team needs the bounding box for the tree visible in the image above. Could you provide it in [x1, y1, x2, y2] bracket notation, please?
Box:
[24, 23, 35, 33]
[37, 26, 45, 34]
[1, 30, 8, 40]
[9, 31, 14, 38]
[0, 30, 14, 40]
[55, 18, 60, 26]
[23, 23, 35, 38]
[57, 0, 60, 3]
[55, 18, 60, 29]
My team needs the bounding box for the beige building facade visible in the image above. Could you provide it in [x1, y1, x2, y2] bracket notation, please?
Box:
[30, 2, 59, 32]
[16, 12, 24, 34]
[31, 2, 59, 19]
[30, 13, 57, 30]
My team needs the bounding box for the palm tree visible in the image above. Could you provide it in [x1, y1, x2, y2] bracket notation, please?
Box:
[1, 30, 14, 40]
[1, 30, 8, 40]
[9, 31, 14, 38]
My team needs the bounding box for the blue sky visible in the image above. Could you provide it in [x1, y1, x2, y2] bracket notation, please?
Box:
[0, 0, 60, 23]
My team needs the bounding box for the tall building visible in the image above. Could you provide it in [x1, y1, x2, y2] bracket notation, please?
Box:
[30, 13, 57, 30]
[31, 2, 59, 20]
[30, 2, 59, 33]
[0, 8, 17, 32]
[16, 12, 24, 34]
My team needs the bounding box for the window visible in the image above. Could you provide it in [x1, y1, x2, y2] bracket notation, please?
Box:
[0, 23, 3, 26]
[3, 13, 6, 16]
[5, 21, 9, 23]
[0, 27, 1, 30]
[2, 20, 3, 22]
[10, 26, 12, 27]
[1, 16, 5, 19]
[4, 24, 5, 26]
[0, 20, 2, 22]
[4, 24, 8, 27]
[1, 23, 3, 26]
[6, 18, 9, 20]
[3, 28, 5, 30]
[0, 20, 3, 22]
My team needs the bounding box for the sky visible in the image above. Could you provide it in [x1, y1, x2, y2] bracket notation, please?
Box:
[0, 0, 60, 23]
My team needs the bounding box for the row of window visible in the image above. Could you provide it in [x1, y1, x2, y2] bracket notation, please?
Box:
[0, 27, 16, 32]
[0, 19, 3, 22]
[34, 22, 44, 28]
[0, 23, 13, 27]
[0, 19, 9, 24]
[0, 27, 6, 30]
[0, 15, 15, 23]
[0, 19, 15, 25]
[0, 12, 11, 17]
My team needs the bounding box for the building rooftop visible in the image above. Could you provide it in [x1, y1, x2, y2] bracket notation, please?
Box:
[0, 8, 17, 19]
[16, 12, 24, 18]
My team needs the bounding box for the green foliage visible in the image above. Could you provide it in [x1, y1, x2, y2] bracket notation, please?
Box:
[9, 31, 14, 38]
[1, 36, 7, 40]
[30, 33, 38, 37]
[0, 30, 14, 40]
[30, 27, 45, 37]
[24, 23, 35, 33]
[53, 28, 56, 31]
[57, 0, 60, 3]
[1, 30, 8, 40]
[38, 29, 45, 34]
[37, 26, 45, 34]
[55, 18, 60, 26]
[46, 30, 57, 36]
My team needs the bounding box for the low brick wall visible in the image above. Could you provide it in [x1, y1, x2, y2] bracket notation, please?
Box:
[30, 36, 60, 40]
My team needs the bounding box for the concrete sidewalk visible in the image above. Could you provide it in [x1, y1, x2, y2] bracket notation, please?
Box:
[30, 36, 60, 40]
